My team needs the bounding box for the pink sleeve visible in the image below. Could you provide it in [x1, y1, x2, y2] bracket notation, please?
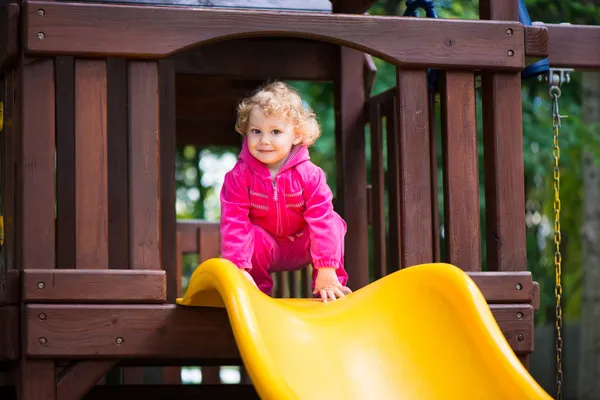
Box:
[303, 168, 345, 269]
[220, 167, 254, 270]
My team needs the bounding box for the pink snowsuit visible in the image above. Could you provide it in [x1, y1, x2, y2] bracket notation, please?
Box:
[220, 138, 348, 295]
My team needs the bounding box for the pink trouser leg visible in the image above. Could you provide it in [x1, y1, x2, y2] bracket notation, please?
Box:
[248, 225, 279, 295]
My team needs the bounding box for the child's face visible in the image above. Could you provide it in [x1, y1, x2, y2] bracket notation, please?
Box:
[246, 106, 302, 172]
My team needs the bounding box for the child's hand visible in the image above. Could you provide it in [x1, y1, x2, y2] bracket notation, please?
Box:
[241, 269, 258, 288]
[313, 267, 352, 303]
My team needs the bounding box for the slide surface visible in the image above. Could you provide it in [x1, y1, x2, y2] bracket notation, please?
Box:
[177, 259, 551, 400]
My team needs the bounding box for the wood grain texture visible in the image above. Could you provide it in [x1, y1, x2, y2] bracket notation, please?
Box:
[24, 1, 525, 70]
[0, 3, 19, 71]
[24, 303, 532, 357]
[0, 305, 19, 360]
[545, 23, 600, 70]
[396, 69, 433, 268]
[75, 59, 109, 269]
[22, 269, 166, 303]
[57, 361, 117, 400]
[21, 59, 56, 270]
[0, 269, 19, 306]
[128, 61, 161, 270]
[441, 71, 481, 271]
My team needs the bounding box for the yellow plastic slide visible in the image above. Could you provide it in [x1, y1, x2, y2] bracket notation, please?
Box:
[177, 259, 551, 400]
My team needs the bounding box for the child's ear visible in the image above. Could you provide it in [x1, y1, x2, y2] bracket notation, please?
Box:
[293, 133, 303, 145]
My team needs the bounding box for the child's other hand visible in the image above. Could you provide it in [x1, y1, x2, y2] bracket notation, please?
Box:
[241, 269, 258, 288]
[313, 267, 352, 303]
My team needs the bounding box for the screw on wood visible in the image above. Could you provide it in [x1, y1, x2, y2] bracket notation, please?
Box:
[517, 312, 523, 319]
[36, 9, 45, 16]
[39, 337, 47, 345]
[37, 281, 45, 289]
[39, 313, 47, 320]
[517, 334, 525, 342]
[116, 337, 124, 345]
[515, 283, 522, 290]
[506, 28, 513, 36]
[37, 32, 45, 40]
[507, 49, 515, 57]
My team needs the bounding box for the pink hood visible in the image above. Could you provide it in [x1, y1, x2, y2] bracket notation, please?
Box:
[219, 138, 346, 271]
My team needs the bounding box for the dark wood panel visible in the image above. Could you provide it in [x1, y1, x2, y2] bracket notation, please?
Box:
[480, 0, 527, 272]
[128, 61, 161, 270]
[15, 360, 56, 400]
[467, 271, 536, 304]
[57, 361, 117, 400]
[22, 269, 166, 303]
[25, 303, 532, 357]
[0, 385, 261, 400]
[0, 269, 18, 306]
[174, 38, 337, 81]
[0, 3, 19, 71]
[25, 304, 240, 359]
[24, 1, 526, 71]
[177, 221, 219, 254]
[545, 23, 600, 70]
[21, 59, 56, 270]
[334, 45, 369, 289]
[87, 0, 331, 11]
[75, 59, 109, 269]
[177, 117, 242, 148]
[441, 71, 481, 271]
[0, 305, 19, 360]
[396, 69, 433, 268]
[1, 70, 15, 276]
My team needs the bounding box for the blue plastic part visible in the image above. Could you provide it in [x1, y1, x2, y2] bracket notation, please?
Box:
[518, 0, 549, 79]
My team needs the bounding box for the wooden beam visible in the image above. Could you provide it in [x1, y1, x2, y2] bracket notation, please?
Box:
[22, 269, 166, 303]
[545, 23, 600, 70]
[0, 270, 19, 306]
[57, 361, 118, 400]
[92, 0, 331, 12]
[24, 1, 525, 71]
[25, 303, 533, 357]
[466, 272, 536, 305]
[0, 306, 19, 361]
[0, 3, 19, 71]
[174, 38, 337, 80]
[177, 117, 242, 148]
[0, 384, 261, 400]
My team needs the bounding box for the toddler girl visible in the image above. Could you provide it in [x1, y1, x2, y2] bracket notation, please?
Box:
[219, 81, 351, 303]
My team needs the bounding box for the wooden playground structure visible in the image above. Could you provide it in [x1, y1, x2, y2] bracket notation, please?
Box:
[0, 0, 599, 398]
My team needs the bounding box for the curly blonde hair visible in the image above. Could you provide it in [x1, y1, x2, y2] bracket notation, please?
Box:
[235, 81, 321, 147]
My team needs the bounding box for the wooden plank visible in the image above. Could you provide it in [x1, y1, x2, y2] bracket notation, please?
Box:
[368, 102, 386, 280]
[466, 272, 535, 304]
[24, 1, 526, 71]
[441, 71, 481, 272]
[0, 269, 19, 306]
[57, 361, 116, 400]
[128, 61, 161, 270]
[90, 0, 331, 11]
[177, 220, 219, 254]
[160, 59, 177, 302]
[25, 304, 240, 359]
[334, 45, 369, 289]
[25, 303, 532, 357]
[545, 23, 600, 70]
[21, 59, 56, 270]
[384, 100, 400, 272]
[2, 70, 16, 274]
[16, 361, 56, 400]
[55, 56, 76, 270]
[0, 3, 19, 71]
[523, 25, 549, 59]
[0, 306, 19, 360]
[396, 69, 433, 268]
[177, 117, 242, 148]
[22, 269, 166, 303]
[0, 385, 260, 400]
[107, 58, 130, 270]
[75, 59, 109, 269]
[480, 0, 527, 272]
[173, 38, 337, 80]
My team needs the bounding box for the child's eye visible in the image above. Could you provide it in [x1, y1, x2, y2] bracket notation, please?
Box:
[272, 130, 281, 135]
[251, 129, 261, 134]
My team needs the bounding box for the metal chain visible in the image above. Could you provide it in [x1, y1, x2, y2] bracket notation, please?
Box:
[551, 84, 564, 400]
